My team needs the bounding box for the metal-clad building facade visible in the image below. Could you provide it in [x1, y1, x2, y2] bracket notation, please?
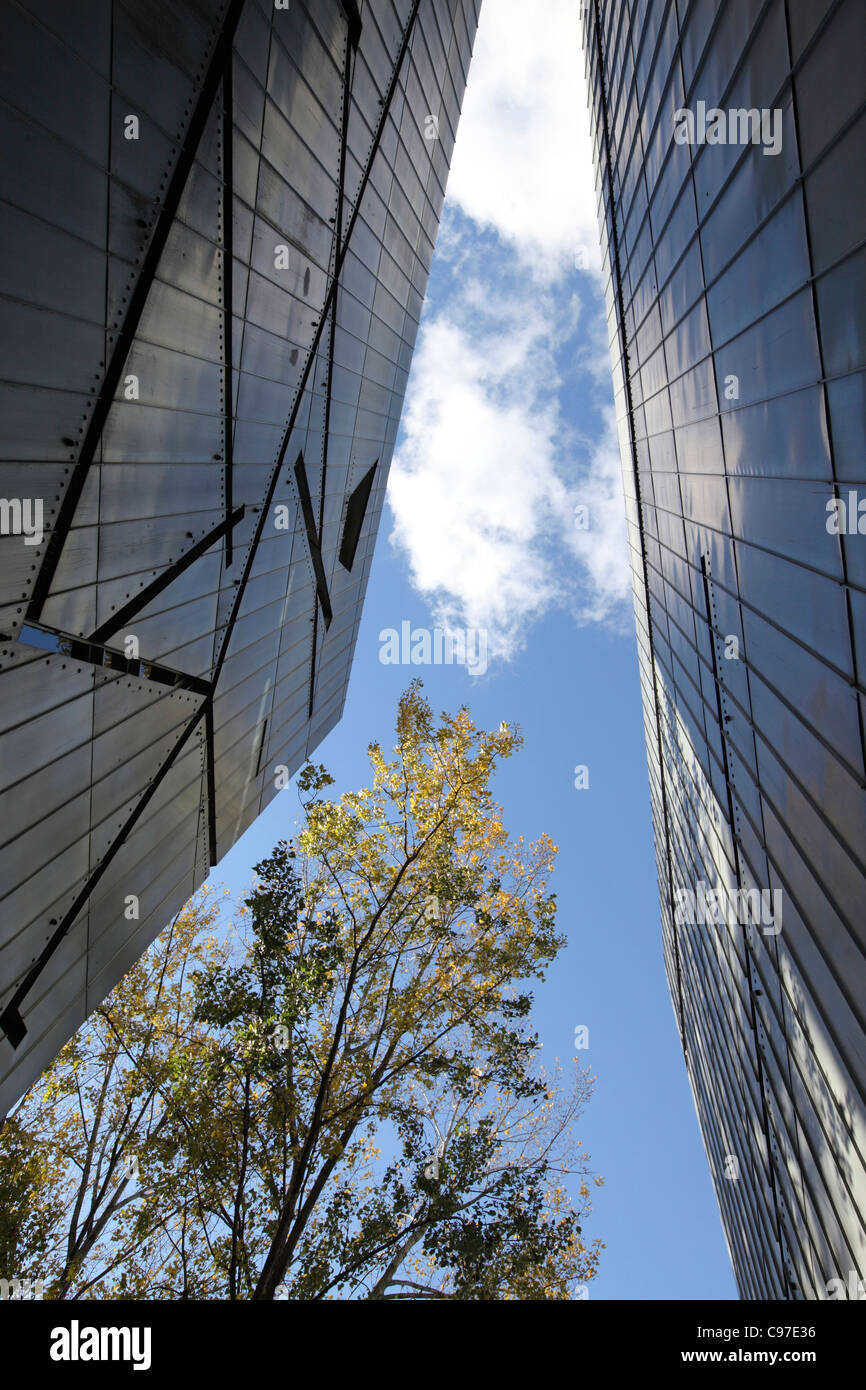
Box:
[0, 0, 479, 1114]
[583, 0, 866, 1297]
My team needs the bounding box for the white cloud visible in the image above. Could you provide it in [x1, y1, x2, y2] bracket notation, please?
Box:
[446, 0, 602, 280]
[387, 267, 630, 662]
[565, 408, 633, 626]
[384, 0, 631, 666]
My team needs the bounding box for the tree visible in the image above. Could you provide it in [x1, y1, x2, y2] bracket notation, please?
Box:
[0, 1112, 65, 1283]
[0, 895, 225, 1298]
[0, 685, 602, 1299]
[289, 1049, 601, 1300]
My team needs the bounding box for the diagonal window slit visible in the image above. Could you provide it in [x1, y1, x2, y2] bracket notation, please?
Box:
[294, 451, 333, 629]
[339, 462, 377, 571]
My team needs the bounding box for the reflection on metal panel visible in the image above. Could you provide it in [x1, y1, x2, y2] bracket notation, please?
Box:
[584, 0, 866, 1299]
[0, 0, 481, 1112]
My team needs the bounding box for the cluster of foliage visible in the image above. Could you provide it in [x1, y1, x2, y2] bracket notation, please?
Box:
[0, 686, 602, 1299]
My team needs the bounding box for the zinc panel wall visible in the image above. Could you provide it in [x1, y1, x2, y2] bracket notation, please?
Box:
[0, 0, 479, 1113]
[584, 0, 866, 1298]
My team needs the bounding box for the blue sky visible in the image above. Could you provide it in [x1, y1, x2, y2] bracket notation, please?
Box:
[209, 0, 737, 1299]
